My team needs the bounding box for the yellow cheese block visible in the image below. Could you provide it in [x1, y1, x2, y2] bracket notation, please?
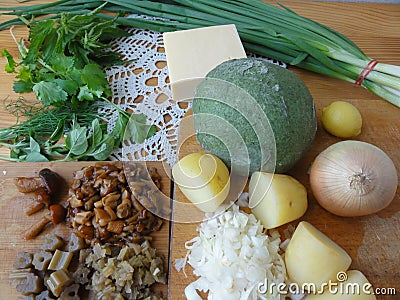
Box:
[163, 24, 247, 101]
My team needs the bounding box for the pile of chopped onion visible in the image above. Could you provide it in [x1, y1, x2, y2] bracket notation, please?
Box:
[176, 204, 287, 300]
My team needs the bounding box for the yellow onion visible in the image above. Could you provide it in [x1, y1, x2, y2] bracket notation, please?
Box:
[310, 140, 398, 217]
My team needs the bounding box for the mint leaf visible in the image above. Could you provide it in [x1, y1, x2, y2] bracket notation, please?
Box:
[25, 151, 49, 162]
[147, 125, 157, 138]
[90, 136, 114, 161]
[32, 81, 68, 106]
[112, 112, 129, 146]
[65, 123, 88, 156]
[25, 137, 49, 162]
[90, 118, 103, 146]
[48, 119, 65, 142]
[2, 49, 17, 73]
[125, 113, 156, 144]
[29, 136, 41, 153]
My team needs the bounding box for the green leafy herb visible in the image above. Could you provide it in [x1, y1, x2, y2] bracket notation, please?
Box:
[0, 8, 156, 162]
[2, 49, 16, 73]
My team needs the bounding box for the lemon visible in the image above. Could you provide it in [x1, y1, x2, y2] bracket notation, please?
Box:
[321, 101, 362, 138]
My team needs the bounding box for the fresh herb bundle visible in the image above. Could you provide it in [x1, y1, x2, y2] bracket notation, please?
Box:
[1, 0, 398, 107]
[0, 7, 156, 161]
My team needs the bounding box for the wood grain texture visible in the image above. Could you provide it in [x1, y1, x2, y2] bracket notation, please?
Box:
[0, 161, 171, 299]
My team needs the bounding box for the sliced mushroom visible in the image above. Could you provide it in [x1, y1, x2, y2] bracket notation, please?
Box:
[23, 204, 66, 240]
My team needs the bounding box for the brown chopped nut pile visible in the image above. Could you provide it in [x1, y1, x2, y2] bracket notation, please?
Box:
[67, 163, 166, 246]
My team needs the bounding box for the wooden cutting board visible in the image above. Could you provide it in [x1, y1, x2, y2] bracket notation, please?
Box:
[0, 161, 171, 299]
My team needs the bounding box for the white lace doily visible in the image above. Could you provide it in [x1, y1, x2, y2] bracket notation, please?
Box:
[103, 26, 286, 166]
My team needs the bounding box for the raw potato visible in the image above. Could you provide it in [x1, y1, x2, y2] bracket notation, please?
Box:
[307, 270, 376, 299]
[172, 152, 230, 212]
[285, 221, 352, 292]
[249, 172, 307, 229]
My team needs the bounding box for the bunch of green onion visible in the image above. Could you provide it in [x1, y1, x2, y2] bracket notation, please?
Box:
[1, 0, 399, 107]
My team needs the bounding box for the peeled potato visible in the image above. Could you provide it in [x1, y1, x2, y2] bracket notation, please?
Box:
[307, 270, 376, 299]
[249, 172, 307, 229]
[172, 152, 230, 212]
[285, 221, 352, 292]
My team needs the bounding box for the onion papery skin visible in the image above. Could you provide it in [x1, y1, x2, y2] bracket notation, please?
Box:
[310, 140, 398, 217]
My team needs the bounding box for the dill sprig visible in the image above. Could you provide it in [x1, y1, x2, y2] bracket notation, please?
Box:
[0, 98, 99, 142]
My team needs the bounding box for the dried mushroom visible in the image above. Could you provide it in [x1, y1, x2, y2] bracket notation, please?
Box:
[14, 168, 64, 196]
[67, 163, 165, 246]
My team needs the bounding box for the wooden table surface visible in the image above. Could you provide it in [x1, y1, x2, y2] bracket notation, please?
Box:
[0, 1, 399, 300]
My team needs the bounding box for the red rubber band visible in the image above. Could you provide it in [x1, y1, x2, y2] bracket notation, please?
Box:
[355, 59, 378, 86]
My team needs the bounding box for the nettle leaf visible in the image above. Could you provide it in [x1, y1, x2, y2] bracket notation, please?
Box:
[32, 81, 68, 106]
[24, 19, 55, 64]
[67, 41, 91, 68]
[65, 124, 88, 156]
[41, 28, 58, 62]
[99, 26, 131, 42]
[2, 49, 17, 73]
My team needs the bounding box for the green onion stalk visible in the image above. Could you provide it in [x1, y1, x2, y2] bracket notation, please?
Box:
[1, 0, 399, 107]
